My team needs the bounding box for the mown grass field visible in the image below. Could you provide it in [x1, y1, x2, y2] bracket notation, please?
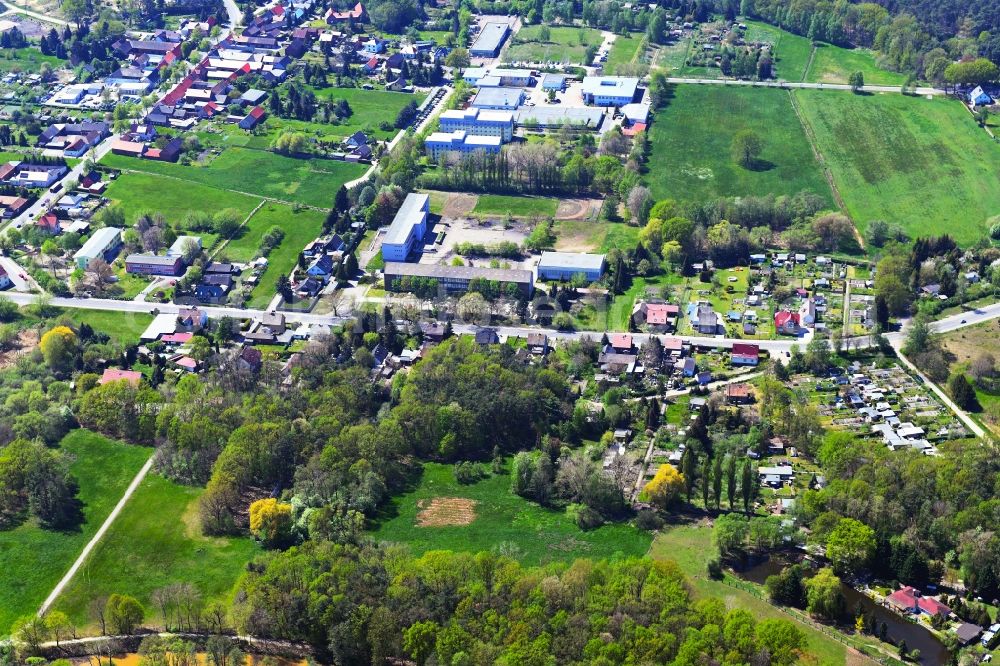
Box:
[472, 194, 559, 218]
[17, 307, 154, 345]
[805, 43, 907, 86]
[649, 525, 849, 665]
[371, 462, 652, 565]
[646, 86, 832, 204]
[104, 171, 261, 227]
[103, 147, 366, 209]
[53, 472, 258, 629]
[242, 204, 327, 308]
[604, 34, 645, 74]
[505, 25, 603, 65]
[0, 431, 151, 634]
[793, 90, 1000, 245]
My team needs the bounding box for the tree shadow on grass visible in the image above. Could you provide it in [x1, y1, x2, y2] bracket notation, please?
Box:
[741, 158, 777, 172]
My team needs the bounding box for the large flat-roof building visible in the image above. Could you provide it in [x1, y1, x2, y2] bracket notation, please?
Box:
[537, 251, 606, 282]
[439, 107, 515, 141]
[470, 22, 511, 58]
[125, 253, 185, 276]
[381, 193, 430, 263]
[425, 130, 502, 161]
[74, 226, 123, 269]
[470, 86, 525, 110]
[580, 76, 640, 106]
[514, 106, 605, 129]
[385, 261, 534, 297]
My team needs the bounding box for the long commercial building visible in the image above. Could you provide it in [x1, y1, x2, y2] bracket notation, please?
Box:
[425, 130, 502, 161]
[384, 261, 534, 297]
[470, 22, 511, 58]
[74, 226, 123, 269]
[439, 107, 515, 141]
[381, 193, 430, 262]
[470, 87, 525, 110]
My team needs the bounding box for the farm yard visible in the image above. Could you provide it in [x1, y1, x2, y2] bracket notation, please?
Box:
[503, 25, 604, 65]
[371, 462, 652, 565]
[646, 85, 832, 204]
[0, 431, 151, 634]
[52, 471, 258, 630]
[793, 90, 1000, 245]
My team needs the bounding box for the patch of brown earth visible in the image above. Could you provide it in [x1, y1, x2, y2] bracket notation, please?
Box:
[415, 497, 478, 527]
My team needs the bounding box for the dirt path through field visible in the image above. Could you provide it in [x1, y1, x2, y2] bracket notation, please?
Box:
[555, 198, 600, 221]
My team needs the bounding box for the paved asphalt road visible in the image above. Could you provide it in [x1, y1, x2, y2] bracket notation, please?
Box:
[11, 291, 996, 356]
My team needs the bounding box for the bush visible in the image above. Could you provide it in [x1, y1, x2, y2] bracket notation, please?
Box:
[567, 503, 604, 530]
[635, 508, 664, 531]
[453, 461, 486, 485]
[706, 558, 723, 579]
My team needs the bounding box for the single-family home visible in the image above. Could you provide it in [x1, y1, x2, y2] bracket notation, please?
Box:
[969, 86, 993, 106]
[726, 383, 753, 404]
[774, 310, 800, 335]
[98, 368, 143, 386]
[731, 342, 759, 366]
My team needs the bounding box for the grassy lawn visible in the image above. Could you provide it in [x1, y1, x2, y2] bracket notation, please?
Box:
[0, 47, 66, 73]
[743, 20, 813, 81]
[0, 430, 151, 634]
[371, 462, 652, 566]
[604, 34, 645, 75]
[647, 86, 832, 204]
[309, 87, 426, 140]
[53, 471, 258, 629]
[104, 171, 261, 226]
[649, 525, 848, 664]
[655, 38, 690, 73]
[794, 90, 1000, 245]
[805, 43, 907, 86]
[505, 25, 604, 65]
[18, 307, 154, 345]
[553, 220, 641, 254]
[103, 147, 366, 209]
[243, 204, 327, 309]
[472, 194, 559, 218]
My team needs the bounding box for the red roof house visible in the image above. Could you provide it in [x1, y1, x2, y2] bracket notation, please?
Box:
[608, 333, 633, 353]
[731, 342, 759, 366]
[98, 368, 143, 386]
[774, 310, 800, 335]
[36, 212, 61, 234]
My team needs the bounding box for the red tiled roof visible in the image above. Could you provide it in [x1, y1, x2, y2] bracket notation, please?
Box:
[37, 212, 59, 231]
[98, 368, 143, 385]
[609, 333, 632, 350]
[918, 596, 950, 617]
[160, 332, 194, 344]
[774, 311, 800, 328]
[887, 586, 919, 611]
[248, 105, 266, 119]
[732, 342, 759, 357]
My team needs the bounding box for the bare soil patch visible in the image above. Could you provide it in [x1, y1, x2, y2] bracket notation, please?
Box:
[555, 198, 599, 221]
[441, 193, 479, 218]
[0, 329, 38, 370]
[416, 497, 478, 527]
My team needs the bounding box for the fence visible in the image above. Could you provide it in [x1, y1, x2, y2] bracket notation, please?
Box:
[720, 576, 906, 666]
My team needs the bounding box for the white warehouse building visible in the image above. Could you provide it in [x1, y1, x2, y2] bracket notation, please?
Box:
[439, 107, 515, 142]
[381, 193, 430, 263]
[537, 251, 607, 282]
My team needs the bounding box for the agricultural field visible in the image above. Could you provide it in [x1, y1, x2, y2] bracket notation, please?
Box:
[504, 25, 604, 65]
[53, 471, 258, 629]
[793, 90, 1000, 245]
[102, 146, 366, 209]
[646, 86, 832, 204]
[371, 462, 652, 565]
[240, 204, 327, 308]
[0, 431, 151, 634]
[104, 171, 261, 230]
[471, 194, 559, 218]
[603, 34, 645, 75]
[804, 43, 908, 86]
